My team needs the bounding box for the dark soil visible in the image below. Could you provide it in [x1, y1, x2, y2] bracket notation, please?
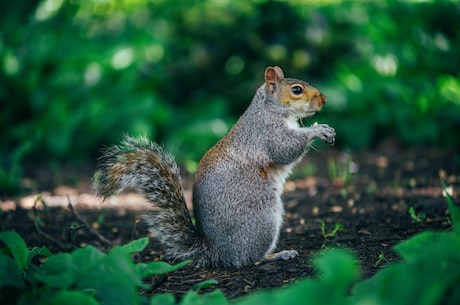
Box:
[1, 147, 459, 300]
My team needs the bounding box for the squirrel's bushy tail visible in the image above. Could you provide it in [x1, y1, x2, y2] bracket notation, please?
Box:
[93, 135, 202, 262]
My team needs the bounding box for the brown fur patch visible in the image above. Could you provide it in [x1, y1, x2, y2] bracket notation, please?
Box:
[258, 161, 276, 179]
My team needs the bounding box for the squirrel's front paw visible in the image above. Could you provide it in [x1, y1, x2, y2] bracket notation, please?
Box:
[309, 123, 336, 145]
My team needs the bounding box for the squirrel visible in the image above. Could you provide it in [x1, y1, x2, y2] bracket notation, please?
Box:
[93, 66, 335, 269]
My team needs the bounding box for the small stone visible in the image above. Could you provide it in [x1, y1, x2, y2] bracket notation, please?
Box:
[358, 229, 371, 235]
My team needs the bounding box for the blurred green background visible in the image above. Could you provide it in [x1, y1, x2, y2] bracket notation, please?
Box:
[1, 0, 459, 194]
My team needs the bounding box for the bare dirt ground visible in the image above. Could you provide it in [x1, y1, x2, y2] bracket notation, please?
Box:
[1, 147, 458, 299]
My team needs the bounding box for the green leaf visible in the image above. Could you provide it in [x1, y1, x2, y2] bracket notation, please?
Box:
[74, 247, 142, 305]
[443, 183, 460, 236]
[234, 280, 334, 305]
[39, 290, 99, 305]
[34, 253, 75, 288]
[356, 227, 460, 305]
[313, 248, 359, 288]
[118, 237, 149, 254]
[180, 289, 227, 305]
[29, 246, 53, 261]
[393, 231, 434, 262]
[0, 230, 28, 270]
[0, 253, 25, 288]
[136, 260, 191, 278]
[71, 245, 105, 272]
[150, 293, 176, 305]
[446, 285, 460, 305]
[394, 231, 460, 263]
[105, 247, 142, 286]
[149, 280, 220, 305]
[235, 250, 359, 305]
[192, 279, 219, 291]
[353, 263, 437, 305]
[78, 272, 139, 305]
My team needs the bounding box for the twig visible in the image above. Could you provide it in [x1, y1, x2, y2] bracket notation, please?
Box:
[155, 288, 188, 295]
[31, 194, 67, 249]
[143, 274, 169, 293]
[131, 218, 141, 241]
[67, 195, 112, 247]
[66, 223, 85, 247]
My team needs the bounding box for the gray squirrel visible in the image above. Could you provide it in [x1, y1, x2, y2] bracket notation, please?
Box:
[94, 66, 336, 268]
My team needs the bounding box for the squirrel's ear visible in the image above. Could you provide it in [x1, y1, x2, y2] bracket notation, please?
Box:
[265, 66, 284, 94]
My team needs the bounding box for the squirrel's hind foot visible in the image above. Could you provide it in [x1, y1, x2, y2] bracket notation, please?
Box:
[260, 249, 299, 264]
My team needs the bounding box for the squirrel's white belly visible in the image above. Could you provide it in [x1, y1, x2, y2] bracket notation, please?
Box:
[271, 163, 295, 196]
[265, 161, 299, 254]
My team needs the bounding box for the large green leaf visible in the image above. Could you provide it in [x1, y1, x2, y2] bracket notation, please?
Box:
[313, 248, 359, 288]
[71, 245, 105, 273]
[104, 247, 143, 286]
[0, 253, 25, 288]
[0, 230, 28, 271]
[34, 253, 75, 289]
[355, 229, 460, 305]
[78, 271, 139, 305]
[75, 247, 141, 305]
[235, 249, 358, 305]
[394, 231, 460, 263]
[39, 290, 99, 305]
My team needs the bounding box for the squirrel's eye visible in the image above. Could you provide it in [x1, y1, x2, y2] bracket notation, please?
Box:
[291, 85, 303, 95]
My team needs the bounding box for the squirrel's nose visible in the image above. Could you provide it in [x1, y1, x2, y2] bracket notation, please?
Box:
[320, 93, 326, 105]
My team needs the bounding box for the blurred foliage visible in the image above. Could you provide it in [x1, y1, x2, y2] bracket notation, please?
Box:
[1, 0, 460, 194]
